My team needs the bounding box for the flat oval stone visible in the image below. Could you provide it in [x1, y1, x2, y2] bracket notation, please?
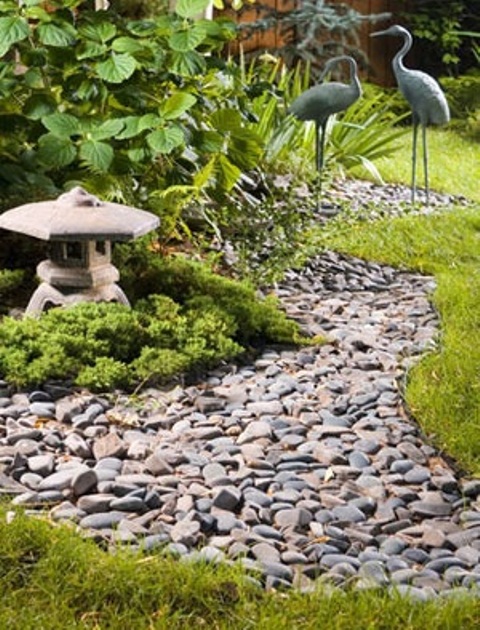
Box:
[109, 496, 147, 513]
[79, 511, 125, 529]
[38, 465, 89, 492]
[29, 402, 56, 418]
[72, 469, 98, 496]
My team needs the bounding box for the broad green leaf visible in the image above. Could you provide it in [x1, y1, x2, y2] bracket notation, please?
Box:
[139, 114, 162, 131]
[216, 154, 241, 191]
[169, 51, 206, 77]
[126, 20, 157, 37]
[169, 23, 207, 52]
[192, 130, 224, 153]
[175, 0, 210, 19]
[38, 23, 77, 47]
[76, 41, 107, 60]
[161, 92, 197, 121]
[146, 126, 184, 154]
[79, 23, 117, 44]
[211, 108, 242, 132]
[91, 119, 125, 141]
[79, 139, 114, 171]
[23, 94, 57, 120]
[114, 116, 142, 140]
[43, 113, 80, 138]
[0, 17, 30, 54]
[229, 130, 263, 171]
[96, 53, 136, 83]
[194, 157, 216, 189]
[112, 37, 146, 55]
[127, 147, 147, 162]
[24, 6, 51, 21]
[76, 80, 101, 102]
[37, 134, 77, 168]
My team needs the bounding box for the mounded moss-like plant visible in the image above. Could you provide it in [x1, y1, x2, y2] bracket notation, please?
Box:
[0, 255, 305, 391]
[116, 245, 302, 344]
[442, 74, 480, 118]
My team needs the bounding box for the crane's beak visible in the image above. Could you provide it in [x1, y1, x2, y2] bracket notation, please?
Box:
[371, 25, 399, 38]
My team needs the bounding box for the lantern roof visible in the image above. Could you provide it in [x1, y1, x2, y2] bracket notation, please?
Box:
[0, 187, 159, 242]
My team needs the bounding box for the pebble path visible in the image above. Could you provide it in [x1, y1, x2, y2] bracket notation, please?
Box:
[1, 183, 480, 599]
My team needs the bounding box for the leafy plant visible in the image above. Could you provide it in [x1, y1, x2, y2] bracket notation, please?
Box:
[441, 74, 480, 118]
[0, 0, 265, 240]
[401, 0, 480, 75]
[0, 269, 24, 297]
[327, 93, 409, 182]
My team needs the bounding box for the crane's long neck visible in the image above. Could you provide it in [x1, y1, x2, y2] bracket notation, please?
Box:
[393, 29, 413, 77]
[346, 57, 361, 98]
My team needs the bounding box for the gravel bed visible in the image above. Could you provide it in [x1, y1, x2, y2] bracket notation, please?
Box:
[1, 182, 479, 599]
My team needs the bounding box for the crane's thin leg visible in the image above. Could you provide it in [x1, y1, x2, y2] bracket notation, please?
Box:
[313, 121, 327, 210]
[314, 120, 320, 208]
[411, 122, 418, 207]
[319, 121, 326, 173]
[313, 121, 324, 211]
[422, 124, 429, 206]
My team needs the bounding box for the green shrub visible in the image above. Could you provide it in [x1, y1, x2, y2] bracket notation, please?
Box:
[0, 254, 304, 391]
[401, 0, 480, 75]
[116, 244, 302, 343]
[76, 357, 133, 391]
[441, 74, 480, 118]
[0, 269, 24, 297]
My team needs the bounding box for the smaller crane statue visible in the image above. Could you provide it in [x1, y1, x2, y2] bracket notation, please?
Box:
[289, 55, 362, 207]
[371, 25, 450, 206]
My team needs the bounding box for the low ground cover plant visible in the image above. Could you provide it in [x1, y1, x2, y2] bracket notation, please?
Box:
[0, 251, 305, 391]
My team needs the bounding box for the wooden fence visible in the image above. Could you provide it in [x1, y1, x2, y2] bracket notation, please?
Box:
[217, 1, 412, 86]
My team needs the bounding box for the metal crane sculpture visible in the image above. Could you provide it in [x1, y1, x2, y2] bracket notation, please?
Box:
[289, 55, 362, 205]
[371, 25, 450, 206]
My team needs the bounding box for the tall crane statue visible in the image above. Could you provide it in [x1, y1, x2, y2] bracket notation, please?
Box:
[371, 25, 450, 206]
[289, 55, 362, 205]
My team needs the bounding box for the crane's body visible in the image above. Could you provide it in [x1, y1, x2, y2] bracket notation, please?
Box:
[290, 80, 361, 123]
[371, 24, 449, 205]
[289, 55, 361, 204]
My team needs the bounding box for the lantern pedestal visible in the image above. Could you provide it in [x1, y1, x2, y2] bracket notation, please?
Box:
[25, 239, 129, 315]
[25, 281, 129, 315]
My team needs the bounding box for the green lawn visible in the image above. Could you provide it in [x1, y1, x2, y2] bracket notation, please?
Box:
[2, 506, 480, 630]
[372, 127, 480, 202]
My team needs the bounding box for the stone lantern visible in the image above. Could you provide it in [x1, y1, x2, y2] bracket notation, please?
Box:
[0, 187, 159, 316]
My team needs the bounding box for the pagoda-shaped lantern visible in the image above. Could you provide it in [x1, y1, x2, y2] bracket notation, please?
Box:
[0, 187, 159, 316]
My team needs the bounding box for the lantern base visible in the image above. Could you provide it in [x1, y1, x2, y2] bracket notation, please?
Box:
[25, 281, 130, 317]
[37, 258, 119, 288]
